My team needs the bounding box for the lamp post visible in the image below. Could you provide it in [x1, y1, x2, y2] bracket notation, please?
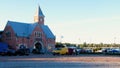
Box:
[60, 36, 64, 43]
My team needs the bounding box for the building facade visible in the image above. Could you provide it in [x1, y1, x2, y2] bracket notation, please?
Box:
[0, 31, 3, 42]
[2, 6, 56, 53]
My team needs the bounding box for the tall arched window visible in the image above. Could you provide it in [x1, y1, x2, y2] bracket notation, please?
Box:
[5, 31, 11, 40]
[34, 31, 42, 38]
[5, 31, 11, 37]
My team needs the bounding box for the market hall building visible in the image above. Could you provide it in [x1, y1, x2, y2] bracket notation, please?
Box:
[1, 6, 56, 53]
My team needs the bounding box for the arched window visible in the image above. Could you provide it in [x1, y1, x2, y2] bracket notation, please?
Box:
[5, 31, 11, 37]
[34, 31, 42, 38]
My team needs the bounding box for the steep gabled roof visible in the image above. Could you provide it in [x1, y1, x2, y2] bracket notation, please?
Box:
[7, 21, 37, 37]
[6, 21, 55, 39]
[41, 25, 55, 39]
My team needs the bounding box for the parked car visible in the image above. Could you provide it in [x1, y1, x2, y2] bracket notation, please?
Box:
[103, 48, 120, 55]
[78, 48, 86, 54]
[68, 47, 77, 55]
[85, 49, 93, 53]
[7, 49, 16, 56]
[16, 45, 30, 56]
[0, 42, 8, 56]
[52, 47, 68, 55]
[108, 48, 120, 55]
[32, 49, 44, 54]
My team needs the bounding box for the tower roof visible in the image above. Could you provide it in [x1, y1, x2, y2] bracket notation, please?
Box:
[35, 5, 45, 17]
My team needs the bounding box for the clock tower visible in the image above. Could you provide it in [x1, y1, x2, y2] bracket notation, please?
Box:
[34, 5, 45, 25]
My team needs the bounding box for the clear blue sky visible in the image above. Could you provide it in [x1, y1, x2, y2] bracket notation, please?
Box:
[0, 0, 120, 44]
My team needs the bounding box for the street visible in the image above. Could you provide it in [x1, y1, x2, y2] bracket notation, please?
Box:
[1, 61, 120, 68]
[0, 54, 120, 68]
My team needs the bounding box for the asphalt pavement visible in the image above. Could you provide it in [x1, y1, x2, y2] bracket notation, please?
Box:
[0, 61, 120, 68]
[0, 54, 120, 68]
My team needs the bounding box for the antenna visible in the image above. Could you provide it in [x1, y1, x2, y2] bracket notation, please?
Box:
[34, 0, 39, 7]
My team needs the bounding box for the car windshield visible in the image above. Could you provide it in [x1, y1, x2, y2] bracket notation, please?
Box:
[55, 48, 61, 50]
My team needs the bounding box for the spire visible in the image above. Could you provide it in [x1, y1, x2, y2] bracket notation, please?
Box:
[34, 5, 45, 25]
[35, 5, 45, 17]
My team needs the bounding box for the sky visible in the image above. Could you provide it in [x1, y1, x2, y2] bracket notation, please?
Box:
[0, 0, 120, 44]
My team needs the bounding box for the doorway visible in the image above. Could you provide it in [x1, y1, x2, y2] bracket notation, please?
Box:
[32, 42, 42, 54]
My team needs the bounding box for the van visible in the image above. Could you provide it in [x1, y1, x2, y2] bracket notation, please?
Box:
[52, 47, 68, 55]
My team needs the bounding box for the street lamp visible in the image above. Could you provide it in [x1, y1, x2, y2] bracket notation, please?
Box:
[60, 36, 64, 43]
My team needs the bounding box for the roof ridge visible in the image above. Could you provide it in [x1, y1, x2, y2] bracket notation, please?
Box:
[8, 20, 32, 25]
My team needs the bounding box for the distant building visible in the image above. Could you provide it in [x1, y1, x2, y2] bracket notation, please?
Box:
[1, 6, 56, 53]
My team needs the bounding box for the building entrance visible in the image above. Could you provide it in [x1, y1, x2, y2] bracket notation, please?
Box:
[32, 42, 43, 54]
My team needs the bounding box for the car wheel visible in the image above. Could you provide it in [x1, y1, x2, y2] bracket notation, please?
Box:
[53, 53, 56, 56]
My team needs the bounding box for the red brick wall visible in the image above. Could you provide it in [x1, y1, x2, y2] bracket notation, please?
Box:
[2, 25, 17, 50]
[2, 24, 55, 52]
[31, 25, 47, 47]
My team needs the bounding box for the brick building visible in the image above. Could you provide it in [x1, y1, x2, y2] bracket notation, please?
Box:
[1, 6, 56, 53]
[0, 31, 3, 42]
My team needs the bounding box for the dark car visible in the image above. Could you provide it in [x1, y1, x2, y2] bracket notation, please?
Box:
[16, 45, 30, 56]
[0, 49, 8, 56]
[32, 49, 44, 54]
[16, 48, 30, 56]
[0, 42, 8, 56]
[7, 49, 16, 56]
